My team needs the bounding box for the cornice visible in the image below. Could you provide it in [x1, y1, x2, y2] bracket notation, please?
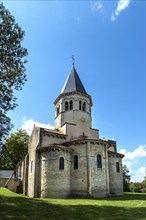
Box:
[43, 129, 67, 139]
[63, 137, 115, 147]
[108, 150, 124, 158]
[37, 144, 73, 153]
[54, 91, 92, 106]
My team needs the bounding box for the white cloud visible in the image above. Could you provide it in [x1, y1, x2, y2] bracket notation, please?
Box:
[91, 1, 103, 12]
[131, 167, 146, 182]
[122, 160, 133, 169]
[119, 145, 146, 182]
[21, 118, 54, 135]
[120, 145, 146, 161]
[111, 0, 131, 21]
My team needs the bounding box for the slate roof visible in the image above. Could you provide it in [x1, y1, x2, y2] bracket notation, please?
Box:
[61, 65, 87, 95]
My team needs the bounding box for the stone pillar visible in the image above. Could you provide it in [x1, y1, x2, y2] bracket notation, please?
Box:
[105, 145, 110, 194]
[24, 154, 29, 195]
[86, 141, 91, 195]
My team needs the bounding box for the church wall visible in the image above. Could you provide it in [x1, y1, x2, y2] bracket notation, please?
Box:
[90, 128, 99, 139]
[89, 143, 108, 197]
[17, 161, 23, 179]
[59, 110, 92, 137]
[60, 123, 99, 142]
[108, 146, 115, 152]
[40, 149, 71, 198]
[70, 142, 89, 197]
[23, 154, 29, 195]
[15, 160, 25, 193]
[70, 141, 109, 198]
[20, 160, 25, 193]
[60, 123, 76, 141]
[27, 127, 41, 197]
[41, 134, 66, 148]
[108, 155, 123, 195]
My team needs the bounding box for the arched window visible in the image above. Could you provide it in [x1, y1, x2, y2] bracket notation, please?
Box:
[116, 162, 120, 173]
[97, 154, 102, 168]
[79, 101, 82, 110]
[57, 105, 60, 116]
[74, 155, 78, 170]
[65, 101, 68, 111]
[70, 100, 73, 110]
[59, 157, 64, 170]
[82, 102, 86, 111]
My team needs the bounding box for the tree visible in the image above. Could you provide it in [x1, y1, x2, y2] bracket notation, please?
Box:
[123, 165, 131, 192]
[130, 181, 146, 193]
[0, 3, 28, 147]
[142, 176, 146, 184]
[0, 129, 29, 170]
[129, 177, 146, 193]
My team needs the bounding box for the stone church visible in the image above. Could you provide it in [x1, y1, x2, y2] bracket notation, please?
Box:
[17, 64, 124, 198]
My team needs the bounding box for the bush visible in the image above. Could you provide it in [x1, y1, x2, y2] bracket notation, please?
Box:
[130, 182, 146, 193]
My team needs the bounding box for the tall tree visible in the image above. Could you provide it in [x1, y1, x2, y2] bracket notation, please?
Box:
[0, 129, 29, 170]
[123, 165, 131, 192]
[0, 3, 28, 147]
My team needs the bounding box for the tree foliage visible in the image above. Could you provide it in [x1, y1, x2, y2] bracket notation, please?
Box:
[130, 179, 146, 193]
[123, 165, 131, 192]
[123, 165, 146, 193]
[0, 3, 28, 146]
[0, 129, 29, 170]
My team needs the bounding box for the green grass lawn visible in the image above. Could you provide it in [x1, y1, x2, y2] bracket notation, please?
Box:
[0, 187, 146, 220]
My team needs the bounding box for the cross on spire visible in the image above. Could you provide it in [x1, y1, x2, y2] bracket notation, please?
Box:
[72, 55, 75, 65]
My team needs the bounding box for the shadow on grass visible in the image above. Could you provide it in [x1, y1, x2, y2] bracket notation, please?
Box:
[106, 193, 146, 201]
[0, 194, 146, 220]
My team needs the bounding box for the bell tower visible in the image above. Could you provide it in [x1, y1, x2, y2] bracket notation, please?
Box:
[54, 64, 96, 138]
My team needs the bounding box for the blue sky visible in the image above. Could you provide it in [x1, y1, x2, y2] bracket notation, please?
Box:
[3, 0, 145, 182]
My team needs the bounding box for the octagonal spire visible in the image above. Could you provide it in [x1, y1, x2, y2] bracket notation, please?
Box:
[61, 65, 87, 95]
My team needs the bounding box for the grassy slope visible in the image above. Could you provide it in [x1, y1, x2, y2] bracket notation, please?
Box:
[0, 187, 146, 220]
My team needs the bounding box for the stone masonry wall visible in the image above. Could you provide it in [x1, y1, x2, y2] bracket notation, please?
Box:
[40, 149, 71, 198]
[70, 141, 109, 198]
[90, 142, 109, 197]
[108, 155, 123, 195]
[70, 142, 88, 197]
[27, 127, 41, 197]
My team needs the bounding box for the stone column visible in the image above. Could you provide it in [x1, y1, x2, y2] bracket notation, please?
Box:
[86, 141, 91, 195]
[24, 154, 29, 195]
[105, 144, 110, 194]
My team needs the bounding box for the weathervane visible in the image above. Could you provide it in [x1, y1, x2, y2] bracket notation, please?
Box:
[72, 54, 75, 65]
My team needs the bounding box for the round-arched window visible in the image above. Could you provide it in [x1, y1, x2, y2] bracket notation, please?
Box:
[57, 105, 60, 116]
[59, 157, 64, 170]
[74, 155, 78, 170]
[82, 102, 86, 111]
[116, 162, 120, 173]
[79, 101, 82, 110]
[97, 154, 102, 168]
[65, 101, 68, 111]
[70, 100, 73, 110]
